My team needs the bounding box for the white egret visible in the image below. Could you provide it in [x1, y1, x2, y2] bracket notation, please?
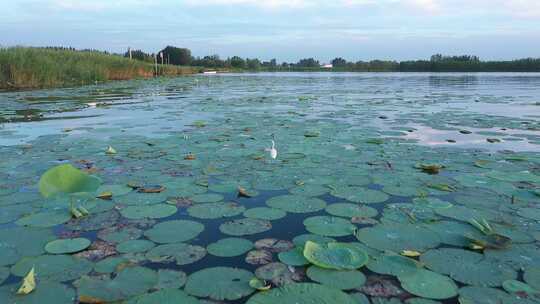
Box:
[269, 140, 277, 159]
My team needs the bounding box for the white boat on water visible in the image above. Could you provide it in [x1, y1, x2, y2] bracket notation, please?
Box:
[203, 71, 217, 74]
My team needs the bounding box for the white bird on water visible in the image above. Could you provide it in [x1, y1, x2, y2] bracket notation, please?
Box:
[269, 140, 277, 159]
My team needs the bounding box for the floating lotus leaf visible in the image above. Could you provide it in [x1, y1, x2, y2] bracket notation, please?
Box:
[0, 227, 55, 258]
[330, 186, 389, 204]
[245, 249, 273, 265]
[156, 269, 187, 289]
[76, 266, 157, 302]
[0, 281, 75, 304]
[185, 267, 254, 301]
[484, 244, 540, 270]
[120, 191, 168, 206]
[424, 220, 477, 247]
[524, 267, 540, 290]
[191, 193, 224, 203]
[94, 257, 128, 273]
[502, 280, 538, 295]
[303, 241, 368, 270]
[350, 293, 371, 304]
[289, 184, 329, 196]
[356, 224, 440, 252]
[207, 238, 254, 257]
[398, 269, 458, 300]
[292, 234, 335, 247]
[98, 226, 142, 243]
[188, 202, 245, 219]
[405, 298, 442, 304]
[367, 253, 423, 277]
[0, 204, 33, 224]
[66, 210, 120, 231]
[325, 203, 378, 218]
[116, 239, 155, 253]
[146, 243, 206, 265]
[0, 267, 8, 285]
[16, 211, 71, 228]
[458, 286, 517, 304]
[255, 238, 294, 253]
[246, 283, 357, 304]
[304, 216, 355, 237]
[144, 220, 204, 243]
[219, 218, 272, 236]
[517, 207, 540, 221]
[120, 204, 177, 219]
[96, 184, 132, 197]
[11, 254, 93, 282]
[306, 266, 366, 290]
[278, 247, 310, 266]
[486, 170, 540, 183]
[45, 238, 91, 254]
[39, 164, 101, 198]
[413, 197, 453, 209]
[435, 205, 497, 222]
[254, 262, 303, 286]
[244, 207, 287, 220]
[266, 195, 326, 213]
[420, 248, 483, 276]
[128, 289, 200, 304]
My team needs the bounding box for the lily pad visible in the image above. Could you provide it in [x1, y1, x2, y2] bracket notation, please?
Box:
[0, 281, 75, 304]
[306, 266, 366, 290]
[246, 283, 357, 304]
[39, 164, 101, 198]
[185, 267, 254, 301]
[45, 238, 91, 254]
[368, 253, 423, 277]
[398, 269, 458, 300]
[303, 241, 368, 270]
[254, 262, 303, 286]
[188, 202, 245, 219]
[524, 267, 540, 290]
[207, 238, 254, 257]
[244, 207, 287, 220]
[356, 224, 440, 252]
[219, 218, 272, 236]
[129, 288, 200, 304]
[278, 247, 310, 266]
[16, 211, 71, 228]
[330, 186, 389, 204]
[191, 193, 224, 204]
[325, 203, 378, 218]
[267, 195, 327, 213]
[120, 204, 177, 219]
[156, 269, 187, 289]
[144, 220, 204, 243]
[11, 254, 93, 282]
[304, 216, 356, 237]
[146, 243, 206, 265]
[76, 266, 157, 302]
[292, 234, 335, 247]
[117, 240, 155, 253]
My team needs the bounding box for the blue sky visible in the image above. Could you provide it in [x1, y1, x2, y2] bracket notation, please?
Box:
[1, 0, 539, 62]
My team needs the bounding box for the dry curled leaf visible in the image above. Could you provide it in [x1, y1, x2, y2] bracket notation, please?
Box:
[17, 267, 36, 295]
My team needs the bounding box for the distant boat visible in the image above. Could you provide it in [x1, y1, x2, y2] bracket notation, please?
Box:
[322, 64, 333, 69]
[203, 71, 217, 74]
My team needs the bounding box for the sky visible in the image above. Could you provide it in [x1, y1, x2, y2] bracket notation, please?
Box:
[1, 0, 539, 62]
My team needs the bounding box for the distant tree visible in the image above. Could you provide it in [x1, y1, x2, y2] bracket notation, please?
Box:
[229, 56, 246, 69]
[159, 46, 191, 65]
[246, 58, 261, 70]
[124, 49, 152, 62]
[331, 57, 347, 67]
[296, 58, 319, 68]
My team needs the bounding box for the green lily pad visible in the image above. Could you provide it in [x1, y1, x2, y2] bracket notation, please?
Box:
[94, 257, 128, 274]
[191, 193, 224, 203]
[146, 243, 206, 265]
[292, 234, 335, 247]
[219, 218, 272, 236]
[398, 269, 458, 300]
[0, 204, 33, 224]
[39, 164, 101, 198]
[524, 267, 540, 290]
[156, 269, 187, 290]
[185, 267, 254, 301]
[0, 267, 9, 285]
[517, 207, 540, 221]
[289, 184, 329, 196]
[96, 184, 132, 197]
[207, 238, 254, 257]
[303, 241, 368, 270]
[144, 220, 204, 243]
[325, 203, 378, 218]
[356, 224, 440, 252]
[306, 266, 366, 290]
[244, 207, 287, 220]
[76, 266, 157, 302]
[45, 238, 91, 254]
[246, 283, 357, 304]
[458, 286, 516, 304]
[117, 240, 155, 253]
[129, 288, 200, 304]
[16, 211, 71, 228]
[0, 281, 75, 304]
[11, 254, 93, 282]
[188, 202, 245, 219]
[304, 216, 355, 237]
[485, 244, 540, 270]
[0, 227, 56, 258]
[278, 247, 310, 266]
[330, 186, 389, 204]
[254, 262, 302, 286]
[98, 226, 142, 244]
[266, 195, 327, 213]
[368, 253, 423, 277]
[120, 204, 177, 219]
[502, 280, 538, 295]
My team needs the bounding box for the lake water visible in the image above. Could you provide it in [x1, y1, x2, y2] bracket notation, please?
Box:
[0, 73, 539, 303]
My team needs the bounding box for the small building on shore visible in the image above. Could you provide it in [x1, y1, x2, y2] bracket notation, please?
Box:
[322, 64, 333, 69]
